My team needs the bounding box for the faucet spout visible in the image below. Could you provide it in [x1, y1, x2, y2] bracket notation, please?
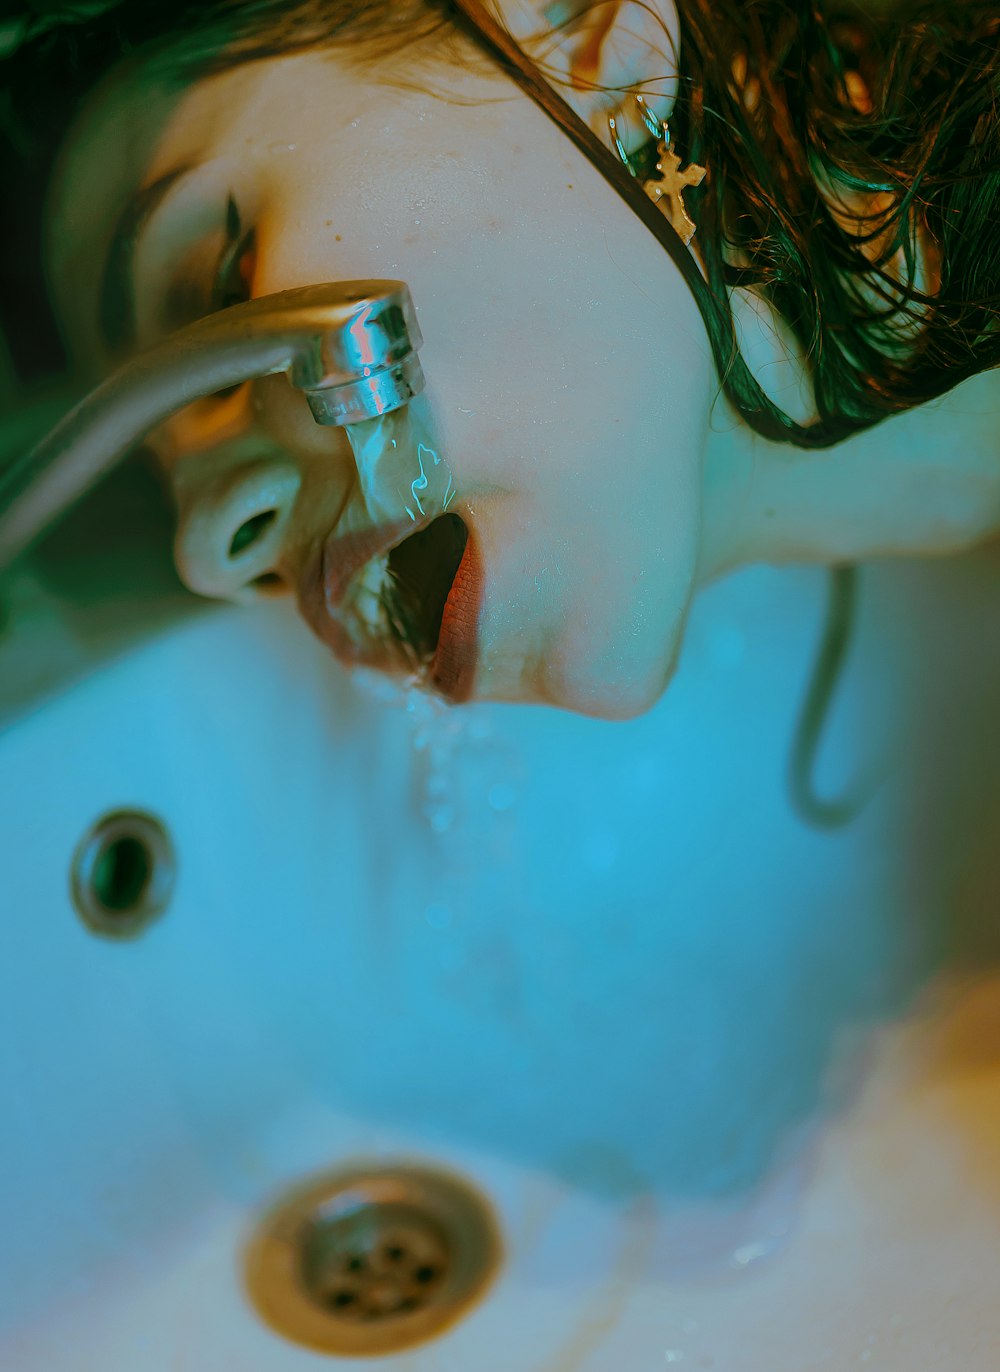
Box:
[0, 280, 425, 571]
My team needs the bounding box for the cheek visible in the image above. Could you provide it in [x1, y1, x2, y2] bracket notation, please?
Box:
[465, 353, 710, 718]
[253, 136, 640, 469]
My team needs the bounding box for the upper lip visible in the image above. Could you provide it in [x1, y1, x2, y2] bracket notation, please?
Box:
[296, 514, 433, 672]
[320, 517, 419, 616]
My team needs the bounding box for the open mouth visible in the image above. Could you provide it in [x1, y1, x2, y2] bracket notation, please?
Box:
[380, 513, 470, 663]
[335, 513, 470, 675]
[317, 511, 479, 701]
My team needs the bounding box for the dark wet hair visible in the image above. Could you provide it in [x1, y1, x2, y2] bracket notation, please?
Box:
[4, 0, 998, 824]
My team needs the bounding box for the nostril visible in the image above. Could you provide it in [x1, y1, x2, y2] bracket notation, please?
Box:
[251, 572, 286, 595]
[229, 509, 277, 559]
[172, 458, 302, 601]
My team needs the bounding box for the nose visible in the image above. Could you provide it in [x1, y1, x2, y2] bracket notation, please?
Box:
[172, 456, 302, 601]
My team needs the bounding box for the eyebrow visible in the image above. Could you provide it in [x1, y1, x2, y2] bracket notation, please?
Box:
[98, 165, 194, 356]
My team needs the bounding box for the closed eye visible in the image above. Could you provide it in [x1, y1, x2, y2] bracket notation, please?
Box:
[206, 195, 257, 400]
[213, 194, 256, 313]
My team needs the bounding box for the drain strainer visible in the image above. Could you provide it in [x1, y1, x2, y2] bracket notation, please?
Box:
[244, 1162, 502, 1357]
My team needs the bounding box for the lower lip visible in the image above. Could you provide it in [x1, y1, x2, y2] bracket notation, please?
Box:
[431, 532, 483, 703]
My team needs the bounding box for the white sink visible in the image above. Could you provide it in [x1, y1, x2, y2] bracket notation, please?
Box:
[3, 547, 1000, 1370]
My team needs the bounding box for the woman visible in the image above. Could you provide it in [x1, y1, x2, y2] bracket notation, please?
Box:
[4, 0, 1000, 733]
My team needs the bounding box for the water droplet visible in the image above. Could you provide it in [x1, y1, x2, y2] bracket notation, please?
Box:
[425, 903, 452, 930]
[428, 804, 455, 835]
[488, 783, 516, 813]
[730, 1241, 768, 1268]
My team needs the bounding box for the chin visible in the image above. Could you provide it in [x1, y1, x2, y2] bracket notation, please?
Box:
[559, 679, 668, 723]
[530, 645, 684, 722]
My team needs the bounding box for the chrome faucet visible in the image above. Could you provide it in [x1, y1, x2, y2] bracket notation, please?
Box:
[0, 280, 425, 571]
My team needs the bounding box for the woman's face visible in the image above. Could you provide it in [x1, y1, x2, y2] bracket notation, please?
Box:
[48, 30, 715, 719]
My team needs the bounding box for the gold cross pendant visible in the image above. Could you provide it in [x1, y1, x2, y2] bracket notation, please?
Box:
[644, 141, 707, 247]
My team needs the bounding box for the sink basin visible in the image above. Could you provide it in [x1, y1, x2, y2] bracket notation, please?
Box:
[3, 545, 1000, 1369]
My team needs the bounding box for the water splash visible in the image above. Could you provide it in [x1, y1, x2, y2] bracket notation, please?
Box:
[351, 669, 519, 842]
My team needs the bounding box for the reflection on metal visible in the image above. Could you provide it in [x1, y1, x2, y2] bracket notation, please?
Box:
[0, 281, 425, 570]
[244, 1162, 502, 1357]
[70, 809, 175, 940]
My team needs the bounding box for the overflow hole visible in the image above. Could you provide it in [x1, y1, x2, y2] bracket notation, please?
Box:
[93, 835, 151, 911]
[71, 810, 176, 940]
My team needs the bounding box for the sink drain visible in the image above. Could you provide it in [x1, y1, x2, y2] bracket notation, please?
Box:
[244, 1163, 502, 1357]
[70, 809, 175, 940]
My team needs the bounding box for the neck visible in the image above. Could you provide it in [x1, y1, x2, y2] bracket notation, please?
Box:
[696, 298, 1000, 587]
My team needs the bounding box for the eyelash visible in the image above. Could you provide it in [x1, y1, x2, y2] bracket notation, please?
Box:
[205, 195, 256, 402]
[212, 194, 256, 312]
